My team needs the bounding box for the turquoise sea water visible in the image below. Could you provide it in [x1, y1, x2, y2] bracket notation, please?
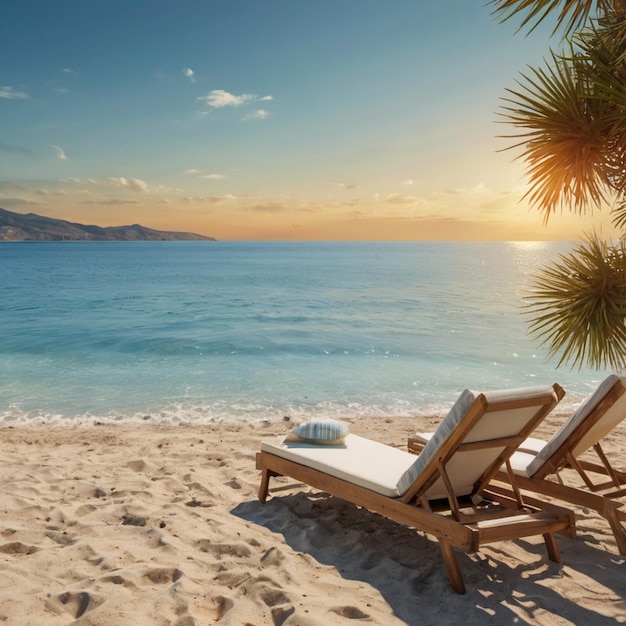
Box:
[0, 241, 611, 425]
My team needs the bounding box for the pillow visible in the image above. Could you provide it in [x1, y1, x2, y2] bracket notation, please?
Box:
[291, 418, 349, 445]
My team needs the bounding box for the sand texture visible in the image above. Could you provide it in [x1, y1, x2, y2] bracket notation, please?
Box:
[0, 414, 625, 625]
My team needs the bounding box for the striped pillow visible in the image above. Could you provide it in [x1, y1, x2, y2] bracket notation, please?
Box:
[292, 418, 349, 444]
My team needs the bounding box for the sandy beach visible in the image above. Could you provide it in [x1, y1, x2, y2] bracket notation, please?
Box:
[0, 413, 625, 625]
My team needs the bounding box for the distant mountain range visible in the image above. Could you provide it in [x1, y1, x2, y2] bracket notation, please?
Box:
[0, 208, 215, 242]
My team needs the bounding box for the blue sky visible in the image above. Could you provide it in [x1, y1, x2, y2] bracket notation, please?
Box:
[0, 1, 615, 240]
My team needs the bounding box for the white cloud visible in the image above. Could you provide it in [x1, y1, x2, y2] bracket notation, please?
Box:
[108, 176, 149, 192]
[259, 95, 273, 101]
[471, 182, 487, 193]
[0, 86, 29, 99]
[200, 173, 226, 179]
[62, 68, 76, 74]
[183, 68, 196, 83]
[198, 89, 255, 108]
[183, 168, 201, 175]
[385, 193, 417, 204]
[402, 178, 415, 186]
[243, 109, 269, 121]
[51, 144, 68, 160]
[449, 182, 489, 195]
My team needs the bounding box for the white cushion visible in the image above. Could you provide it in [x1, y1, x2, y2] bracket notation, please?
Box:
[261, 434, 416, 498]
[399, 385, 558, 499]
[264, 385, 558, 501]
[526, 374, 625, 476]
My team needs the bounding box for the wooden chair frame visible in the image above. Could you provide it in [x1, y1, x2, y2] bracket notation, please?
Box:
[257, 384, 575, 593]
[492, 378, 626, 554]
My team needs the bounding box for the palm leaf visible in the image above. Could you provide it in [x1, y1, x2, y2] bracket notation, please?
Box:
[490, 0, 611, 36]
[525, 235, 626, 370]
[498, 49, 613, 219]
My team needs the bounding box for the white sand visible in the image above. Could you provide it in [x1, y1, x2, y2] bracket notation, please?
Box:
[0, 414, 625, 625]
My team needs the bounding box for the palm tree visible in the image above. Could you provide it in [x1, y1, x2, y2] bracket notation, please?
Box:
[490, 0, 626, 370]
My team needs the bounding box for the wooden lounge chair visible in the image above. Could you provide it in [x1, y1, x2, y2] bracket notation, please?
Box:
[492, 374, 626, 554]
[257, 384, 575, 593]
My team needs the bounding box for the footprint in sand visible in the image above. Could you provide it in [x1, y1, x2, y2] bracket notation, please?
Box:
[259, 587, 291, 608]
[328, 605, 371, 620]
[45, 591, 104, 619]
[184, 498, 214, 508]
[0, 541, 38, 555]
[141, 567, 183, 584]
[195, 539, 252, 559]
[121, 514, 147, 527]
[75, 503, 97, 517]
[45, 530, 77, 546]
[269, 605, 295, 626]
[204, 595, 235, 622]
[126, 459, 148, 472]
[260, 546, 285, 567]
[101, 574, 139, 589]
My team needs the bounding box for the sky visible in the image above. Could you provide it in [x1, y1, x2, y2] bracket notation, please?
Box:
[0, 0, 618, 241]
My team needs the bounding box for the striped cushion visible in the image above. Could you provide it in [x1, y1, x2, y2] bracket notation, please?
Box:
[293, 418, 349, 443]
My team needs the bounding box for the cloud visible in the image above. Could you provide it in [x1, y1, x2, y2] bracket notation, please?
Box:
[259, 95, 273, 101]
[198, 89, 255, 108]
[402, 178, 415, 186]
[183, 168, 201, 175]
[0, 181, 27, 192]
[385, 193, 418, 204]
[335, 182, 356, 190]
[0, 142, 35, 156]
[0, 197, 43, 208]
[51, 145, 68, 160]
[199, 173, 226, 179]
[85, 198, 140, 205]
[445, 182, 489, 195]
[62, 68, 76, 74]
[242, 109, 269, 121]
[247, 202, 288, 214]
[0, 86, 29, 100]
[36, 187, 74, 197]
[108, 177, 149, 192]
[183, 68, 196, 83]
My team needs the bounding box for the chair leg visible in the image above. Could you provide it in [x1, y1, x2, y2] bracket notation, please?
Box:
[438, 540, 465, 594]
[542, 533, 560, 563]
[605, 508, 626, 555]
[259, 469, 271, 503]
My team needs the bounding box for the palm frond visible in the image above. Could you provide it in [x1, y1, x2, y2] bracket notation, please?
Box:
[525, 234, 626, 370]
[611, 194, 626, 229]
[498, 49, 613, 219]
[490, 1, 612, 37]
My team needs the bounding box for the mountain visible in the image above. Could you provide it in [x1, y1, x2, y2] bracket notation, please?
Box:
[0, 208, 216, 242]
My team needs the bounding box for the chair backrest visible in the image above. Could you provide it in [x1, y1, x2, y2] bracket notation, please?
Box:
[527, 375, 626, 478]
[397, 384, 563, 501]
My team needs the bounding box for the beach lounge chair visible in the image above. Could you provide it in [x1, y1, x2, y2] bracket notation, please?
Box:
[491, 374, 626, 554]
[257, 384, 575, 593]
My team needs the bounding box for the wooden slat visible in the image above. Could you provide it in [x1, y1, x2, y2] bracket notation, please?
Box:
[402, 383, 564, 505]
[257, 451, 475, 549]
[532, 379, 626, 481]
[457, 435, 521, 452]
[258, 450, 572, 557]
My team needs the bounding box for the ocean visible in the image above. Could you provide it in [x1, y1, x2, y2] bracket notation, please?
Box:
[0, 241, 611, 426]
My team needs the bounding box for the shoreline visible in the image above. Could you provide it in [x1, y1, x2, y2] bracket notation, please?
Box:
[1, 417, 624, 624]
